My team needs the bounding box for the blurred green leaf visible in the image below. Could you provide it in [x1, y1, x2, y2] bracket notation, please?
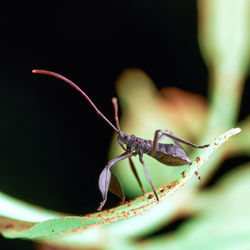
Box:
[196, 0, 250, 183]
[198, 0, 250, 76]
[197, 0, 249, 137]
[0, 192, 64, 222]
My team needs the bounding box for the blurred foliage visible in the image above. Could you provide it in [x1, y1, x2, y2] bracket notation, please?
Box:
[0, 0, 250, 249]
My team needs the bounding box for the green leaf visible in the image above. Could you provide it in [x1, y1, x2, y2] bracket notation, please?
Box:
[0, 192, 64, 222]
[0, 128, 240, 248]
[140, 162, 250, 250]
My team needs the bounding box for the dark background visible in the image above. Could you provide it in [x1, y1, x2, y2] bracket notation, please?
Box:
[0, 1, 249, 249]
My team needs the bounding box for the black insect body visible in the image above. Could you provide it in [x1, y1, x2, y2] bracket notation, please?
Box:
[32, 69, 209, 211]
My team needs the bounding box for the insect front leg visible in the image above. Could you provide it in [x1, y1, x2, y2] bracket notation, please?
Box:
[117, 136, 126, 151]
[98, 151, 132, 211]
[139, 153, 159, 201]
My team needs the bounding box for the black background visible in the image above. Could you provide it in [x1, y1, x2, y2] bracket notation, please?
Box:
[0, 1, 249, 249]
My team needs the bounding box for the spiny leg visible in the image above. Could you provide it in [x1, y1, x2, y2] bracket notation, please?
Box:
[129, 157, 146, 194]
[98, 151, 132, 211]
[139, 154, 159, 201]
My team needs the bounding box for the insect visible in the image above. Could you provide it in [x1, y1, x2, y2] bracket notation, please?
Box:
[32, 69, 209, 211]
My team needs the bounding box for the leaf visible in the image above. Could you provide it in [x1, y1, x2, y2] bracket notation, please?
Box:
[198, 0, 250, 75]
[0, 192, 64, 222]
[140, 162, 250, 250]
[0, 128, 240, 247]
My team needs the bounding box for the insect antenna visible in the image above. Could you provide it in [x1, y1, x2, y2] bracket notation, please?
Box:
[32, 69, 119, 134]
[112, 97, 121, 132]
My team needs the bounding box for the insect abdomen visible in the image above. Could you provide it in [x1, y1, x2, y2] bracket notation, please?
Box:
[151, 143, 191, 166]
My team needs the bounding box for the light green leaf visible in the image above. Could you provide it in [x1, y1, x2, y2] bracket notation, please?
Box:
[141, 162, 250, 250]
[0, 128, 240, 249]
[0, 192, 64, 222]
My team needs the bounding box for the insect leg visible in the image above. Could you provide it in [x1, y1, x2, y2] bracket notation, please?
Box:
[129, 157, 146, 194]
[139, 154, 159, 201]
[195, 171, 201, 182]
[109, 172, 125, 205]
[152, 130, 167, 155]
[152, 131, 173, 155]
[98, 151, 132, 211]
[152, 129, 209, 155]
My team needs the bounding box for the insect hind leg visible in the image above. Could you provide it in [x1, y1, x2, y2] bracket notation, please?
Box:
[139, 154, 159, 201]
[129, 157, 146, 194]
[152, 129, 209, 155]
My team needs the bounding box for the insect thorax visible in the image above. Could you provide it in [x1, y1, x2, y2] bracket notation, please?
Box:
[118, 131, 152, 154]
